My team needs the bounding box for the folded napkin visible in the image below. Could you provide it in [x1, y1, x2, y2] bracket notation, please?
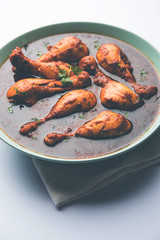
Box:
[33, 127, 160, 207]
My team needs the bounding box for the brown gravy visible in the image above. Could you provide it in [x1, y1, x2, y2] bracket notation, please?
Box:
[0, 33, 160, 159]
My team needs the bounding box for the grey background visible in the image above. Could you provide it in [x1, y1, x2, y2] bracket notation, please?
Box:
[0, 0, 160, 239]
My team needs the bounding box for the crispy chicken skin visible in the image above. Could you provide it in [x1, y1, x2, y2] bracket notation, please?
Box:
[19, 89, 97, 135]
[7, 71, 91, 106]
[94, 70, 144, 110]
[79, 56, 144, 110]
[44, 111, 132, 146]
[96, 43, 157, 99]
[38, 36, 89, 63]
[10, 47, 74, 79]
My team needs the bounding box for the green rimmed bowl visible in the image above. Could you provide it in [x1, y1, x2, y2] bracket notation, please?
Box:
[0, 22, 160, 163]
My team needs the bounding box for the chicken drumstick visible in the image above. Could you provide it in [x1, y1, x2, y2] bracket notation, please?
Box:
[96, 43, 157, 99]
[44, 111, 132, 146]
[19, 89, 97, 135]
[10, 47, 74, 79]
[79, 56, 144, 110]
[39, 36, 89, 63]
[7, 71, 91, 106]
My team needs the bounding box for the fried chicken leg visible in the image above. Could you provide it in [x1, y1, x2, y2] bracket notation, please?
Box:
[79, 56, 144, 110]
[19, 89, 97, 135]
[38, 36, 89, 63]
[96, 43, 157, 99]
[7, 71, 91, 106]
[10, 47, 74, 79]
[94, 70, 144, 110]
[44, 111, 132, 146]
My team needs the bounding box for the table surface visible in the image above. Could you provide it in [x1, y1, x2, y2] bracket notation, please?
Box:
[0, 1, 160, 239]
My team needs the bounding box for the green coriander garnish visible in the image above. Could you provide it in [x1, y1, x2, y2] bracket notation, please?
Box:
[31, 118, 39, 122]
[140, 78, 147, 82]
[120, 111, 129, 117]
[31, 136, 38, 140]
[139, 69, 148, 77]
[72, 66, 82, 76]
[124, 112, 129, 117]
[145, 127, 150, 132]
[117, 63, 121, 67]
[58, 66, 83, 87]
[14, 87, 20, 96]
[7, 104, 15, 113]
[58, 68, 68, 78]
[61, 77, 73, 87]
[91, 107, 97, 112]
[48, 64, 52, 67]
[37, 51, 43, 57]
[43, 41, 50, 48]
[94, 44, 100, 50]
[79, 113, 85, 119]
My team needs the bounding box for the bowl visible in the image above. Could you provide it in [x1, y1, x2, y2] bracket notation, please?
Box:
[0, 22, 160, 163]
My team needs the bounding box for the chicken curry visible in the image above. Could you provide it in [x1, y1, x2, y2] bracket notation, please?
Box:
[0, 33, 160, 159]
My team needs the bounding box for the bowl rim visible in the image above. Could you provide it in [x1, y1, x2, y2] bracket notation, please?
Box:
[0, 21, 160, 164]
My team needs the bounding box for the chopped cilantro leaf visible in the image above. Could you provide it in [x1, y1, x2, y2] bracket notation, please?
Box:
[72, 66, 82, 75]
[140, 78, 147, 82]
[140, 69, 148, 77]
[79, 113, 85, 119]
[37, 51, 43, 57]
[91, 108, 97, 112]
[120, 111, 129, 117]
[14, 87, 20, 95]
[7, 104, 15, 113]
[31, 136, 38, 140]
[61, 77, 73, 86]
[43, 41, 50, 48]
[145, 127, 150, 132]
[31, 118, 39, 122]
[94, 44, 100, 50]
[58, 68, 68, 78]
